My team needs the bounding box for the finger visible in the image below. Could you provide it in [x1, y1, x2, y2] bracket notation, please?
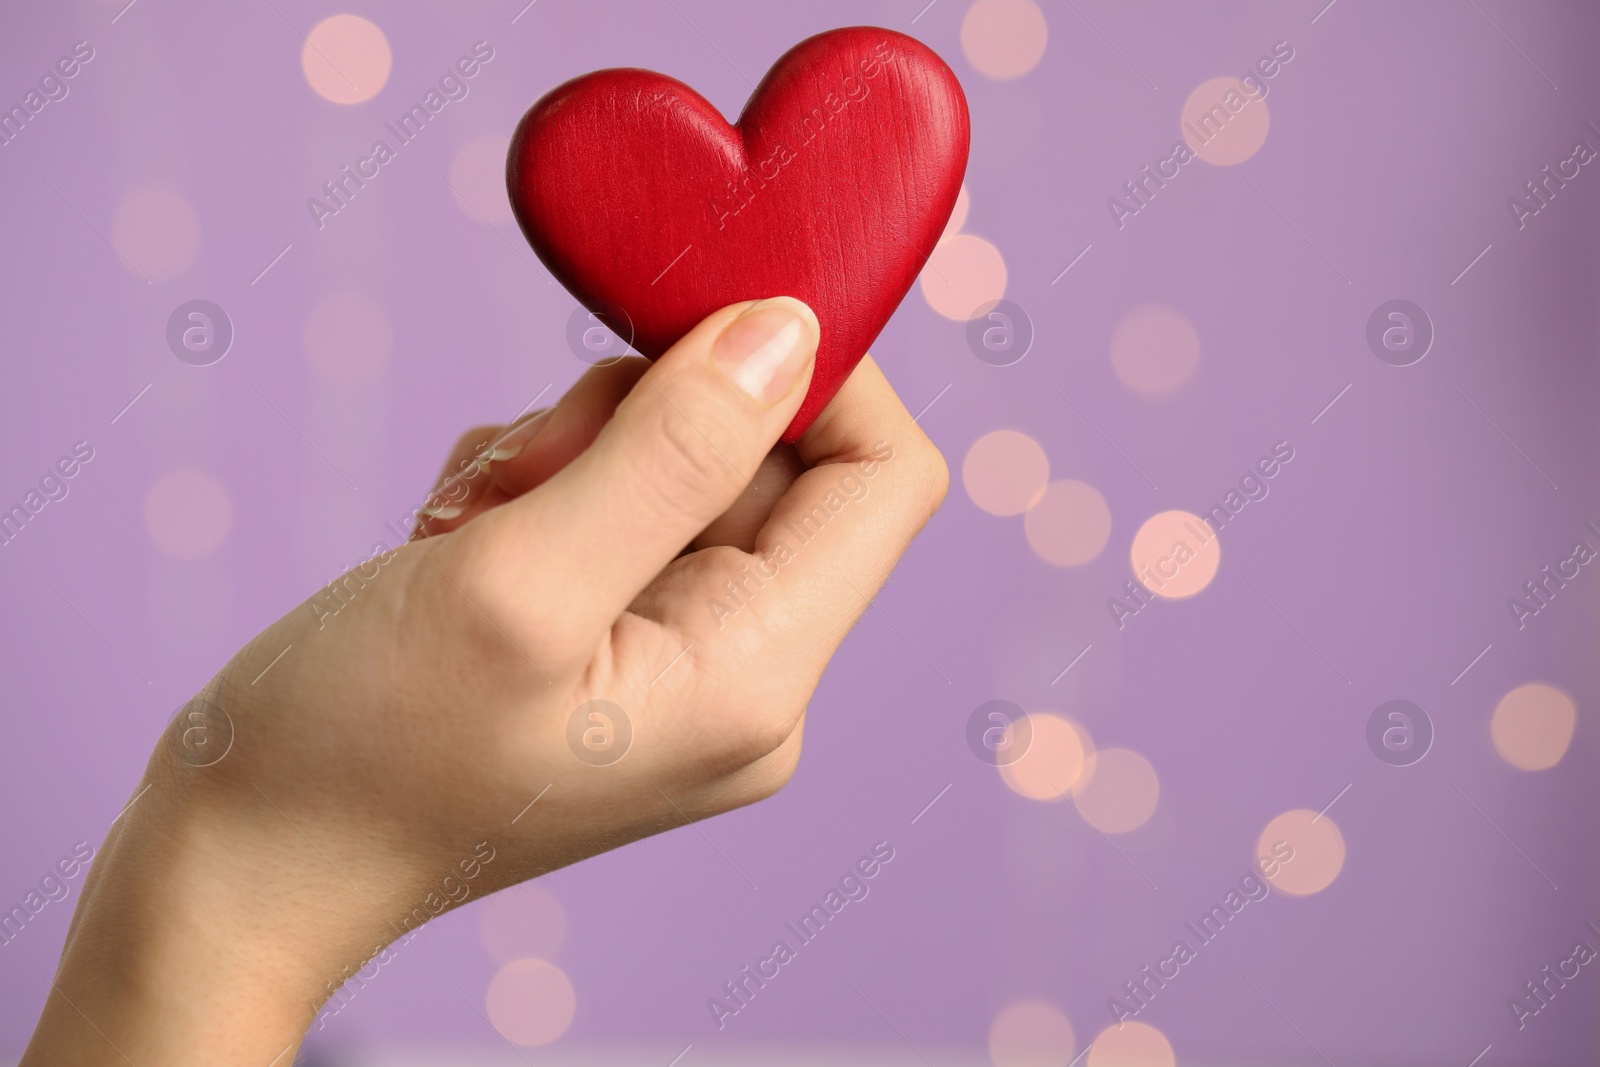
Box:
[423, 358, 654, 538]
[411, 424, 503, 538]
[482, 297, 818, 637]
[691, 445, 805, 553]
[666, 711, 808, 811]
[487, 357, 651, 499]
[677, 355, 949, 651]
[412, 409, 547, 538]
[713, 710, 806, 805]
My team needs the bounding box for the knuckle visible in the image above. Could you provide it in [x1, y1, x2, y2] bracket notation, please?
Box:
[640, 397, 738, 515]
[693, 672, 806, 772]
[743, 711, 800, 764]
[745, 750, 803, 803]
[711, 709, 800, 774]
[740, 724, 805, 802]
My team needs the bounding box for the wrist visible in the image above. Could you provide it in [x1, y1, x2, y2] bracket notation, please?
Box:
[21, 765, 396, 1066]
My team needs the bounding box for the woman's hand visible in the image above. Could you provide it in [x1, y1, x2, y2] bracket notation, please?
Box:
[22, 298, 948, 1066]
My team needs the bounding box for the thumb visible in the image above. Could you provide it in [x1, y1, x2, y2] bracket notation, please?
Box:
[494, 297, 818, 632]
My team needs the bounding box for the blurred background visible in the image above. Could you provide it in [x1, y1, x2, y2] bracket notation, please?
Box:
[1, 0, 1596, 1063]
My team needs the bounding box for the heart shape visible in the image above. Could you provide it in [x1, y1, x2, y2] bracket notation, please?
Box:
[507, 27, 970, 440]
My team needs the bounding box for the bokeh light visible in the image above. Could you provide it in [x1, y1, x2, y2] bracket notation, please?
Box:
[920, 233, 1008, 321]
[1491, 683, 1577, 771]
[143, 470, 232, 560]
[1130, 510, 1221, 599]
[1000, 713, 1090, 801]
[485, 958, 576, 1047]
[1074, 747, 1160, 834]
[940, 183, 971, 243]
[1087, 1020, 1176, 1067]
[964, 430, 1049, 516]
[303, 292, 394, 385]
[302, 14, 392, 105]
[961, 0, 1049, 80]
[1181, 76, 1271, 166]
[450, 134, 515, 224]
[111, 184, 200, 282]
[1110, 304, 1200, 395]
[989, 999, 1076, 1067]
[1258, 809, 1345, 897]
[478, 884, 567, 965]
[1024, 480, 1112, 567]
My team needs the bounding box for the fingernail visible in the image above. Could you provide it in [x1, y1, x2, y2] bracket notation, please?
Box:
[419, 500, 464, 521]
[712, 297, 818, 405]
[487, 407, 554, 462]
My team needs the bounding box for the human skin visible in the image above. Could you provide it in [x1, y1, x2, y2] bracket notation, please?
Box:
[20, 298, 948, 1065]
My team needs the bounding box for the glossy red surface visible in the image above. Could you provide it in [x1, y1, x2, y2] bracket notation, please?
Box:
[508, 26, 970, 439]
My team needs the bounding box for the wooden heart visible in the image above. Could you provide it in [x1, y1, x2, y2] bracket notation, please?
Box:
[507, 26, 970, 440]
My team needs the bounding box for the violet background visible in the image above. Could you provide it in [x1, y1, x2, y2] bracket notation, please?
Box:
[1, 0, 1597, 1063]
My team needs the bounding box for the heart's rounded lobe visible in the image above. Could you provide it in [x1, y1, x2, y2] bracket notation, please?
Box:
[508, 26, 970, 440]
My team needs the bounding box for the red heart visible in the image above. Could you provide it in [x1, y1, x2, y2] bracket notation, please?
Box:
[507, 27, 970, 440]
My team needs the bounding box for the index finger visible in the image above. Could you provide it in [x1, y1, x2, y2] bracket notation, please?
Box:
[470, 298, 818, 642]
[690, 356, 950, 651]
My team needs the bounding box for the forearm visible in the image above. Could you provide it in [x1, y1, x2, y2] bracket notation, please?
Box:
[20, 773, 387, 1066]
